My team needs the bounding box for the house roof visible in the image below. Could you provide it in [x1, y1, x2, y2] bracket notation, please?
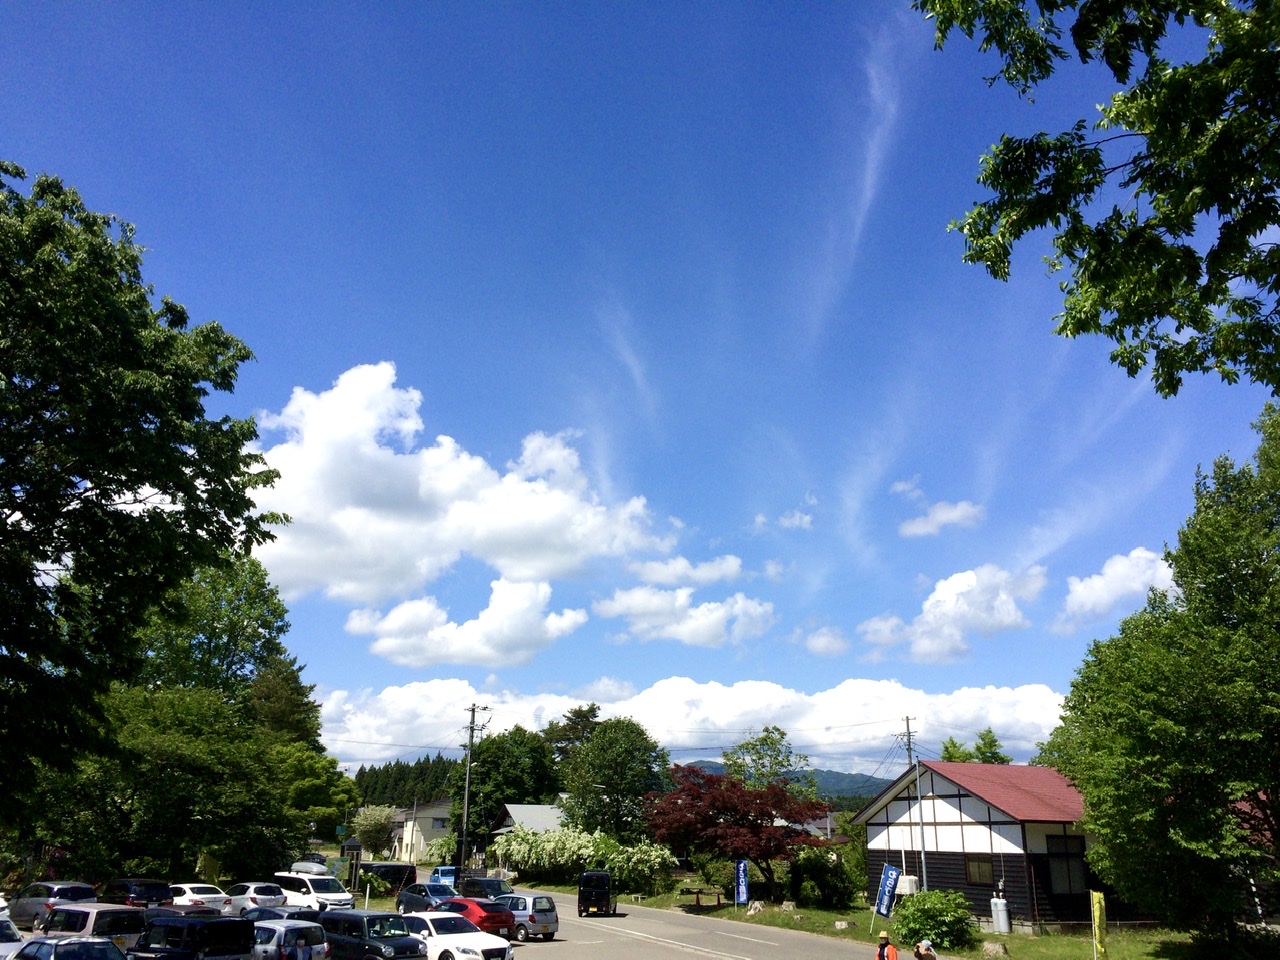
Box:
[497, 804, 564, 833]
[921, 761, 1083, 822]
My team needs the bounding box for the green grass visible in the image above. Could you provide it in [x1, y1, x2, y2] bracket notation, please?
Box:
[517, 884, 1193, 960]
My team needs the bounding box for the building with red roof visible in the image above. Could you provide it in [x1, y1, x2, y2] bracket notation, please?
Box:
[853, 761, 1138, 929]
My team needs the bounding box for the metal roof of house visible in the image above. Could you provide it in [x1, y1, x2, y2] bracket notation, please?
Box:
[921, 761, 1083, 822]
[498, 804, 564, 833]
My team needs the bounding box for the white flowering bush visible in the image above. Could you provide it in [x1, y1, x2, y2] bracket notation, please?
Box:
[492, 827, 676, 893]
[420, 834, 456, 866]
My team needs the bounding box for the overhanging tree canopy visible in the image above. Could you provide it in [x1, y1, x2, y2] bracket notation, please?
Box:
[1, 162, 278, 821]
[916, 1, 1280, 396]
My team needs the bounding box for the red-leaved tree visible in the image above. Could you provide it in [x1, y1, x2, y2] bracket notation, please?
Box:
[645, 764, 830, 902]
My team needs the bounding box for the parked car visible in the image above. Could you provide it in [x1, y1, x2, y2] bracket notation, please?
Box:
[97, 881, 172, 910]
[576, 871, 615, 917]
[224, 886, 287, 917]
[40, 903, 145, 950]
[400, 913, 511, 960]
[315, 911, 425, 960]
[356, 864, 416, 895]
[130, 915, 255, 960]
[250, 919, 328, 960]
[240, 908, 321, 925]
[392, 886, 456, 916]
[492, 895, 557, 942]
[425, 869, 456, 888]
[271, 875, 353, 913]
[14, 936, 126, 960]
[0, 918, 23, 959]
[429, 901, 513, 941]
[170, 886, 232, 914]
[454, 879, 512, 901]
[8, 882, 96, 930]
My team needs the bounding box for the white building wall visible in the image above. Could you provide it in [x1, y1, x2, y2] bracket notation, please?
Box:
[865, 773, 1028, 855]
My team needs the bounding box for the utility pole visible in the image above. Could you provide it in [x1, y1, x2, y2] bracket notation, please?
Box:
[904, 716, 928, 891]
[458, 704, 490, 876]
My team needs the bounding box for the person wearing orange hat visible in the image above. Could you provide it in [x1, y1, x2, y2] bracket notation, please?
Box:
[877, 931, 898, 960]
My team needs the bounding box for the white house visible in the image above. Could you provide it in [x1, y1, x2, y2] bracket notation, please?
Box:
[853, 761, 1131, 927]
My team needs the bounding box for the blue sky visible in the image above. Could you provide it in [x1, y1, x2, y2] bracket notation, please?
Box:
[5, 2, 1265, 778]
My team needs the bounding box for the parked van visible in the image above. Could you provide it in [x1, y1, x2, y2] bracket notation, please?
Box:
[271, 875, 354, 913]
[130, 915, 255, 960]
[41, 903, 145, 949]
[576, 872, 615, 917]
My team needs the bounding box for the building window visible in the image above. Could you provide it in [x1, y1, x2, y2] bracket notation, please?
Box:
[965, 855, 994, 885]
[432, 818, 449, 830]
[1046, 835, 1087, 894]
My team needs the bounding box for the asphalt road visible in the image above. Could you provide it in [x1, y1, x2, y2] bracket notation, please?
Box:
[525, 899, 883, 960]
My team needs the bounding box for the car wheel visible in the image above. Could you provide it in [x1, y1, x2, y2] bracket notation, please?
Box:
[515, 926, 528, 943]
[438, 953, 453, 960]
[576, 906, 583, 917]
[397, 903, 405, 914]
[541, 933, 554, 942]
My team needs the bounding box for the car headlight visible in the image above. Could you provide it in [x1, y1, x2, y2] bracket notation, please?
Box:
[379, 946, 393, 958]
[416, 944, 427, 956]
[457, 950, 480, 958]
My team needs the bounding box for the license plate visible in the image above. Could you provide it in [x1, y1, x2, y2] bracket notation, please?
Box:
[498, 929, 508, 935]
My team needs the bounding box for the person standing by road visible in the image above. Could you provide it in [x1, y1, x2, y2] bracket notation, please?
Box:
[878, 931, 899, 960]
[914, 939, 938, 960]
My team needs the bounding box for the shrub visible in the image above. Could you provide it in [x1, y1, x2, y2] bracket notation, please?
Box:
[788, 845, 859, 909]
[891, 889, 979, 951]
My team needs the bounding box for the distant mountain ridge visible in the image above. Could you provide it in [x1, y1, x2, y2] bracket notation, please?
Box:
[682, 759, 891, 798]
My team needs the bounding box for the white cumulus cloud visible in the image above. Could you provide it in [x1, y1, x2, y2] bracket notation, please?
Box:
[630, 554, 743, 586]
[1054, 547, 1173, 632]
[253, 362, 673, 605]
[856, 563, 1047, 662]
[347, 578, 587, 667]
[593, 586, 775, 647]
[899, 500, 985, 537]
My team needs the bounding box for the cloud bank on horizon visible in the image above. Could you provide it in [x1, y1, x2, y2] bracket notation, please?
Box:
[254, 362, 1173, 772]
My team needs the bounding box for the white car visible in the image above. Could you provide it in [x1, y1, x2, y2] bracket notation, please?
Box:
[224, 884, 287, 916]
[0, 918, 23, 959]
[402, 913, 512, 960]
[170, 885, 232, 913]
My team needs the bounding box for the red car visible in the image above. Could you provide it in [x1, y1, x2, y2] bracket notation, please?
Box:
[431, 899, 515, 940]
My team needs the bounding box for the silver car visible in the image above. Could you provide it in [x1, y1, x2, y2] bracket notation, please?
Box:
[8, 882, 96, 931]
[492, 895, 557, 942]
[0, 918, 23, 959]
[251, 920, 328, 960]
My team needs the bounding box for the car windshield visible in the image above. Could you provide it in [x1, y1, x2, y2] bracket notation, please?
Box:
[307, 878, 345, 894]
[430, 917, 479, 936]
[425, 885, 454, 897]
[0, 921, 21, 943]
[256, 886, 284, 897]
[187, 887, 222, 896]
[58, 888, 96, 902]
[368, 917, 409, 939]
[400, 917, 427, 935]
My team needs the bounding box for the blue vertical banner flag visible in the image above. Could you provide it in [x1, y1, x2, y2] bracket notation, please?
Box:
[874, 864, 902, 919]
[735, 860, 749, 905]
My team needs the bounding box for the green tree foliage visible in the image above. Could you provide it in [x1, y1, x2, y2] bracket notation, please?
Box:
[560, 717, 671, 844]
[0, 162, 278, 820]
[722, 725, 819, 798]
[786, 843, 860, 909]
[29, 685, 299, 880]
[270, 741, 362, 845]
[915, 2, 1280, 396]
[352, 805, 399, 858]
[247, 653, 323, 750]
[1040, 404, 1280, 933]
[135, 554, 289, 697]
[939, 727, 1011, 763]
[938, 736, 975, 762]
[646, 765, 830, 902]
[540, 703, 601, 764]
[446, 726, 560, 846]
[355, 754, 457, 807]
[891, 889, 980, 951]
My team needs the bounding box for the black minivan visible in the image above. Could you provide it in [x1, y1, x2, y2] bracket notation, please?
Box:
[129, 915, 255, 960]
[576, 872, 615, 917]
[317, 910, 425, 960]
